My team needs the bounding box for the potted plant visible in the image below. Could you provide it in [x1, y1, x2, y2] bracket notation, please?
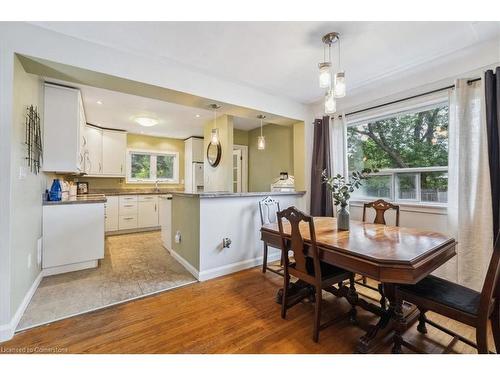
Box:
[321, 168, 375, 231]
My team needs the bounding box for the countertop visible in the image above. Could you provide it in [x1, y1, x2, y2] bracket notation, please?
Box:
[171, 191, 306, 198]
[43, 194, 107, 206]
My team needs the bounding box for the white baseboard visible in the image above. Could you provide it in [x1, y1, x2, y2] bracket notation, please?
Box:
[198, 252, 281, 281]
[169, 248, 200, 280]
[0, 270, 43, 342]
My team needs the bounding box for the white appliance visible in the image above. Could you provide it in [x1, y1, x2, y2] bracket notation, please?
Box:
[159, 195, 172, 250]
[192, 162, 204, 192]
[270, 172, 295, 192]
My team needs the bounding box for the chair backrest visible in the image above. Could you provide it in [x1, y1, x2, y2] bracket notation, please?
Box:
[478, 231, 500, 322]
[276, 206, 321, 284]
[362, 199, 400, 226]
[259, 196, 280, 225]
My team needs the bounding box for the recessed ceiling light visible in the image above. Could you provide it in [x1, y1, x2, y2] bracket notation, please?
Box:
[135, 117, 158, 127]
[96, 100, 103, 105]
[195, 114, 201, 118]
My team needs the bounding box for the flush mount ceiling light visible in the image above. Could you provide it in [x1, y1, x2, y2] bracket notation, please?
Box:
[318, 32, 346, 114]
[209, 104, 221, 145]
[135, 116, 158, 127]
[257, 114, 266, 150]
[96, 100, 103, 105]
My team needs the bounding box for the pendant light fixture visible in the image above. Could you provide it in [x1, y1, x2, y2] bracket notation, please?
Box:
[318, 32, 346, 113]
[257, 114, 266, 150]
[209, 104, 221, 145]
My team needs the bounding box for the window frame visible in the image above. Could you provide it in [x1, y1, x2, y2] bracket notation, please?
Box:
[346, 98, 449, 208]
[126, 148, 179, 184]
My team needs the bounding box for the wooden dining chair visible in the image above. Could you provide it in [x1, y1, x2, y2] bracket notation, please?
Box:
[259, 196, 282, 275]
[360, 199, 401, 305]
[277, 206, 357, 343]
[393, 232, 500, 354]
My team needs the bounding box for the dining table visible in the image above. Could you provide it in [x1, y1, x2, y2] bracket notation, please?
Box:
[260, 216, 457, 353]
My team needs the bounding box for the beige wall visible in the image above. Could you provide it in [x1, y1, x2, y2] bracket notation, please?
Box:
[172, 195, 200, 270]
[248, 124, 294, 192]
[204, 115, 233, 192]
[293, 122, 306, 191]
[11, 56, 44, 316]
[233, 128, 249, 146]
[78, 133, 185, 191]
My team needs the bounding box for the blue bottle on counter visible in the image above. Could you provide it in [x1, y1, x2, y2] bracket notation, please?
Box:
[49, 179, 62, 201]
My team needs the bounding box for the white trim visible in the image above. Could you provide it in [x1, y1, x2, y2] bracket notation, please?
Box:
[168, 248, 200, 280]
[350, 199, 447, 215]
[198, 252, 281, 282]
[42, 260, 98, 277]
[233, 144, 248, 193]
[0, 270, 43, 342]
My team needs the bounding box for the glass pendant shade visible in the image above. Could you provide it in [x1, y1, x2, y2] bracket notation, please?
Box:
[210, 128, 219, 145]
[318, 63, 332, 88]
[324, 89, 336, 114]
[257, 135, 266, 150]
[334, 71, 346, 98]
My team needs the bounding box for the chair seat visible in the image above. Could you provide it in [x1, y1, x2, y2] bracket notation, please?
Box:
[399, 275, 480, 316]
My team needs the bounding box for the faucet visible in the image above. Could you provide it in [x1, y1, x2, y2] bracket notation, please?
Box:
[154, 179, 160, 192]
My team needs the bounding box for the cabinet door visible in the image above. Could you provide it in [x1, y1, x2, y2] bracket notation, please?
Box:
[102, 130, 126, 175]
[192, 138, 204, 162]
[85, 126, 103, 175]
[138, 200, 159, 228]
[104, 196, 119, 232]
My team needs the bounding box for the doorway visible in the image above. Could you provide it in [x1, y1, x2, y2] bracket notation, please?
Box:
[233, 145, 248, 193]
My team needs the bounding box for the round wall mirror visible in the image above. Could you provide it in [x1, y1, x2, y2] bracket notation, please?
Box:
[207, 141, 222, 167]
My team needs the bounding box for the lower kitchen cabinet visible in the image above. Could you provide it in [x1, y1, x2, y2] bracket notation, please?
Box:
[106, 194, 161, 233]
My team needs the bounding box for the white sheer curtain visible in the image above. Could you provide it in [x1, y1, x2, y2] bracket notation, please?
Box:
[330, 114, 348, 217]
[442, 79, 493, 291]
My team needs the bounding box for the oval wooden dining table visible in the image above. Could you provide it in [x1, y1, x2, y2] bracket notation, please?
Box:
[260, 217, 457, 353]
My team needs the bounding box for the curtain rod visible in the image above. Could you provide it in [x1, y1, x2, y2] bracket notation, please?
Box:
[334, 77, 481, 119]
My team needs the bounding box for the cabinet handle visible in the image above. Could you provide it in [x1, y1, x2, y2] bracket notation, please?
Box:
[99, 162, 102, 173]
[121, 164, 123, 173]
[124, 204, 134, 207]
[123, 217, 133, 220]
[155, 204, 157, 212]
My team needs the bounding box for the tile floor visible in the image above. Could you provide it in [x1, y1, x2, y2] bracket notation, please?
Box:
[17, 231, 196, 331]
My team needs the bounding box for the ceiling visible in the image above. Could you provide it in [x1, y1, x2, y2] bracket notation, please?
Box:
[50, 80, 268, 138]
[31, 21, 500, 104]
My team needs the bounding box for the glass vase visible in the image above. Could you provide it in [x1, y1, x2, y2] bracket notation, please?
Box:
[337, 205, 350, 231]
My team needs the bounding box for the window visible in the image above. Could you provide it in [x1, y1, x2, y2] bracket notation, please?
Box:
[127, 149, 179, 183]
[347, 102, 449, 205]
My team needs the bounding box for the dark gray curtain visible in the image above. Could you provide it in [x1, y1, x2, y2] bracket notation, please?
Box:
[310, 116, 333, 216]
[485, 67, 500, 240]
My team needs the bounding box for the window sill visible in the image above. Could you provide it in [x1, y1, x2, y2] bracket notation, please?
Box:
[126, 180, 179, 185]
[349, 199, 447, 215]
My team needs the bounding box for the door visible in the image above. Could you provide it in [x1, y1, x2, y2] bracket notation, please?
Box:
[102, 130, 126, 175]
[85, 126, 103, 175]
[233, 149, 242, 193]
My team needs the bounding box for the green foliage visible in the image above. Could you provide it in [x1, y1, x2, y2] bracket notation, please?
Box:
[131, 154, 151, 179]
[347, 105, 449, 190]
[322, 168, 377, 207]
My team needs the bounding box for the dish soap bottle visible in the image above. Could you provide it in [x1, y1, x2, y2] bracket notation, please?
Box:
[49, 179, 62, 201]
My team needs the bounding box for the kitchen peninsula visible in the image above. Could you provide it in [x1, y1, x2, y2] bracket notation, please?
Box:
[168, 191, 306, 281]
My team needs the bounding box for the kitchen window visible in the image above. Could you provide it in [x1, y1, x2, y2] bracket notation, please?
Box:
[347, 100, 449, 206]
[127, 149, 179, 183]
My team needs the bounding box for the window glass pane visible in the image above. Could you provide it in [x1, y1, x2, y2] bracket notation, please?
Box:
[347, 105, 449, 171]
[353, 175, 392, 199]
[397, 173, 417, 200]
[131, 154, 151, 179]
[157, 155, 174, 179]
[421, 171, 448, 203]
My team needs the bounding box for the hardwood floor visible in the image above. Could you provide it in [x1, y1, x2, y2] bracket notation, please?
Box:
[0, 268, 495, 354]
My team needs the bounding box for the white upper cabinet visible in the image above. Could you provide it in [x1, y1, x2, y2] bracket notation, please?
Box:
[102, 130, 127, 176]
[85, 125, 103, 175]
[43, 83, 86, 173]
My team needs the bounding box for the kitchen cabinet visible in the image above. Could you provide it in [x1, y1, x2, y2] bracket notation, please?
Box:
[85, 125, 103, 175]
[43, 83, 86, 173]
[138, 195, 159, 228]
[104, 196, 119, 231]
[102, 130, 127, 176]
[43, 202, 105, 275]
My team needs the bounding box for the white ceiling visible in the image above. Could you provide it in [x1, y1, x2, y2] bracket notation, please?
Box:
[32, 21, 500, 104]
[51, 81, 267, 138]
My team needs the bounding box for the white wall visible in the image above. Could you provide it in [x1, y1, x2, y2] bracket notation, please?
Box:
[198, 194, 305, 281]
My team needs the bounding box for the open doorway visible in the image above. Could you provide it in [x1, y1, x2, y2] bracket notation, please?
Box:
[233, 145, 248, 192]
